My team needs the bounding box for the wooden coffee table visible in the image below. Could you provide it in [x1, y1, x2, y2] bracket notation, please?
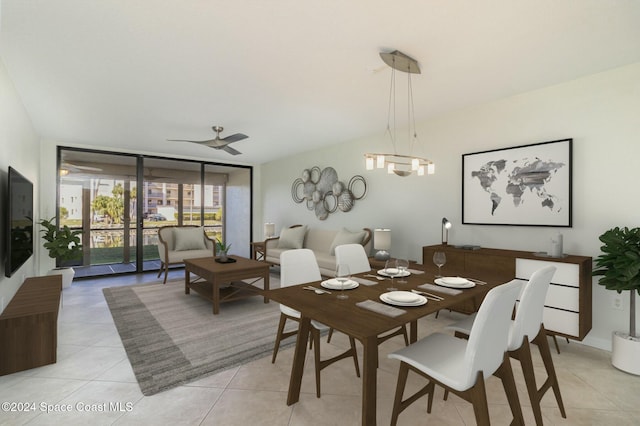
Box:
[184, 255, 270, 314]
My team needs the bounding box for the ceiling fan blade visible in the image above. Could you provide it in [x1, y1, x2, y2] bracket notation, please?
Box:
[220, 145, 242, 155]
[167, 139, 216, 145]
[221, 133, 248, 143]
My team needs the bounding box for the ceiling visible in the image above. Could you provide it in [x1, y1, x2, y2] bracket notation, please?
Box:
[2, 1, 640, 165]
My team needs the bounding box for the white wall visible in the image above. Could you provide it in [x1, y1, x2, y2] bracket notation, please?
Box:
[0, 58, 41, 313]
[258, 62, 640, 350]
[225, 168, 252, 258]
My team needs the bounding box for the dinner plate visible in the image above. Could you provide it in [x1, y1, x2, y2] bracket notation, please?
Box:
[385, 291, 421, 303]
[377, 268, 411, 278]
[321, 279, 359, 290]
[380, 292, 427, 307]
[434, 277, 475, 289]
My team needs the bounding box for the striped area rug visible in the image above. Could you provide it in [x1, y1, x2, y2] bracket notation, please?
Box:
[103, 278, 293, 395]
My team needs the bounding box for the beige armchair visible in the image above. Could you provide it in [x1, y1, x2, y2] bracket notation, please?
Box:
[156, 225, 216, 283]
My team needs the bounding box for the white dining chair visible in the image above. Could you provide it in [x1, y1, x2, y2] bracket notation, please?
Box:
[446, 265, 565, 425]
[388, 279, 525, 426]
[331, 244, 409, 346]
[271, 248, 360, 398]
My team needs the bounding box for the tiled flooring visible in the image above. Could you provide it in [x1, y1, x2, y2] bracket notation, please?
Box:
[1, 270, 639, 425]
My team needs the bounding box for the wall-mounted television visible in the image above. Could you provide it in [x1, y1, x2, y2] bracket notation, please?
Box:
[5, 167, 34, 277]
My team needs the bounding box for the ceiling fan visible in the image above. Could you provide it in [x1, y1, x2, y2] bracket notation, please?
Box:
[167, 125, 249, 155]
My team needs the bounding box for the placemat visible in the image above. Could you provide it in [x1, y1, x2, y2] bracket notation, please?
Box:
[419, 283, 463, 296]
[352, 277, 378, 286]
[356, 300, 406, 317]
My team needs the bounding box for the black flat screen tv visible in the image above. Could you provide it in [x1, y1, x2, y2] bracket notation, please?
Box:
[5, 167, 34, 277]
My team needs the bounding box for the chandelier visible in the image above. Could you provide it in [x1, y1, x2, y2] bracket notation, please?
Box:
[365, 50, 434, 177]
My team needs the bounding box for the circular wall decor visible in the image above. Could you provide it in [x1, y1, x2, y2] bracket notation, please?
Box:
[290, 167, 367, 220]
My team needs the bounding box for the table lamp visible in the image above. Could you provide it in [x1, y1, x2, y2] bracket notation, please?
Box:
[374, 228, 391, 260]
[441, 217, 452, 245]
[264, 223, 275, 239]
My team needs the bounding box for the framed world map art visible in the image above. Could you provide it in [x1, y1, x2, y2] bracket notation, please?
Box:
[462, 138, 572, 227]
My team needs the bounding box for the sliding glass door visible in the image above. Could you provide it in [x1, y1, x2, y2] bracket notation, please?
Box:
[58, 147, 252, 278]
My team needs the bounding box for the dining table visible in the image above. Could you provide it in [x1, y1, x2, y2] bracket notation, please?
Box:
[266, 265, 504, 426]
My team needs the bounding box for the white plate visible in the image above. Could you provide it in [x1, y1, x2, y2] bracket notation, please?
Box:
[321, 279, 359, 290]
[434, 278, 475, 289]
[385, 291, 421, 303]
[377, 268, 411, 278]
[440, 277, 469, 285]
[380, 292, 427, 307]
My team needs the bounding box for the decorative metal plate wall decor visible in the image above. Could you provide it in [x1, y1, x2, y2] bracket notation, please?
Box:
[462, 138, 572, 227]
[291, 167, 367, 220]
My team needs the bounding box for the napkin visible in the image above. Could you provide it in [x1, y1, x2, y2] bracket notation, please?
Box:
[419, 283, 463, 296]
[351, 277, 378, 286]
[356, 300, 406, 317]
[407, 268, 425, 275]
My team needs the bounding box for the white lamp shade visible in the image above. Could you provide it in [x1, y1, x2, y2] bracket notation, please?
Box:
[264, 223, 275, 238]
[374, 228, 391, 250]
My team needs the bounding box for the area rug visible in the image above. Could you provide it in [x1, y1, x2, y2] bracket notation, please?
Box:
[103, 279, 294, 396]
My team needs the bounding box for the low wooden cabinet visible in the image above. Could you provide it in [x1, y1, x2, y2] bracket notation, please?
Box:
[422, 245, 592, 341]
[0, 275, 62, 375]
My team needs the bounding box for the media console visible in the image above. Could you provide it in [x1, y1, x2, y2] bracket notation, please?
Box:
[0, 275, 62, 375]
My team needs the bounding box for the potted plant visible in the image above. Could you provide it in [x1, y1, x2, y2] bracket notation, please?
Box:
[38, 217, 83, 288]
[593, 226, 640, 375]
[215, 238, 232, 262]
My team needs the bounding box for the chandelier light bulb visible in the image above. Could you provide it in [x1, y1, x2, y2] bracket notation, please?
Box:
[427, 163, 435, 175]
[376, 155, 385, 169]
[417, 165, 425, 176]
[365, 156, 374, 170]
[411, 158, 419, 171]
[387, 163, 395, 174]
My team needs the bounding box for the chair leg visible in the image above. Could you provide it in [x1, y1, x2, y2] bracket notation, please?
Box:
[533, 325, 566, 418]
[494, 353, 525, 426]
[551, 333, 560, 354]
[327, 328, 334, 343]
[349, 337, 360, 377]
[162, 262, 169, 284]
[271, 314, 288, 363]
[466, 371, 491, 426]
[390, 363, 434, 426]
[513, 338, 544, 425]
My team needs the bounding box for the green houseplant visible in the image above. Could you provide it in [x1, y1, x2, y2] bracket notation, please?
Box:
[38, 217, 83, 288]
[593, 226, 640, 375]
[215, 238, 231, 261]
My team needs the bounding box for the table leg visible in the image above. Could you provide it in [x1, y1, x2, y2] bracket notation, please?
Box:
[184, 269, 190, 294]
[361, 335, 379, 426]
[212, 279, 220, 315]
[263, 271, 270, 304]
[287, 316, 310, 406]
[409, 320, 418, 343]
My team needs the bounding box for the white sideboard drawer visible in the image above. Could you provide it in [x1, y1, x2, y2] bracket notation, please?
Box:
[546, 284, 579, 312]
[516, 258, 579, 287]
[542, 307, 580, 336]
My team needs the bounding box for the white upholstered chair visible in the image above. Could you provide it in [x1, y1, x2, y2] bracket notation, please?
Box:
[271, 248, 360, 398]
[328, 244, 409, 347]
[156, 225, 216, 283]
[388, 279, 525, 426]
[447, 266, 565, 425]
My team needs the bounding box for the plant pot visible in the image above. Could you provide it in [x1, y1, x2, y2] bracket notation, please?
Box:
[611, 331, 640, 375]
[47, 267, 75, 289]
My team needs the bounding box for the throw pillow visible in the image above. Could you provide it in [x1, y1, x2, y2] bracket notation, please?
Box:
[277, 226, 307, 249]
[330, 228, 366, 255]
[173, 227, 207, 251]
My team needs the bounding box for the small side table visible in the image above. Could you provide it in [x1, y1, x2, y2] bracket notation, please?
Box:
[250, 241, 266, 261]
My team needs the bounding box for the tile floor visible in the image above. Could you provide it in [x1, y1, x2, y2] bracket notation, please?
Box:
[1, 270, 639, 425]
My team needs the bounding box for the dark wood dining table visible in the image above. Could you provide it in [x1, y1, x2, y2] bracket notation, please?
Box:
[266, 267, 503, 426]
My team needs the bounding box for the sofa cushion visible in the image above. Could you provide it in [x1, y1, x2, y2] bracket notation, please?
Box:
[277, 225, 307, 249]
[329, 228, 367, 255]
[173, 227, 207, 251]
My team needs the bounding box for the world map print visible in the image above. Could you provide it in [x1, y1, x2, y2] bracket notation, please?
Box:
[470, 157, 566, 216]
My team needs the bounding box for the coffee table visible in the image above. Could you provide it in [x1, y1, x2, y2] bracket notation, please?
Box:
[184, 255, 270, 314]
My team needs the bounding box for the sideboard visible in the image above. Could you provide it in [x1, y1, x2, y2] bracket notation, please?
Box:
[0, 275, 62, 375]
[422, 244, 592, 341]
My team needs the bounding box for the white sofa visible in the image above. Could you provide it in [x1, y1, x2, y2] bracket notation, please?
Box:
[265, 225, 372, 276]
[157, 225, 216, 283]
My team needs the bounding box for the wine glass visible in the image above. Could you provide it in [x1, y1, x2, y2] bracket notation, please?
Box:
[396, 258, 409, 284]
[335, 263, 350, 300]
[433, 251, 446, 278]
[385, 259, 399, 291]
